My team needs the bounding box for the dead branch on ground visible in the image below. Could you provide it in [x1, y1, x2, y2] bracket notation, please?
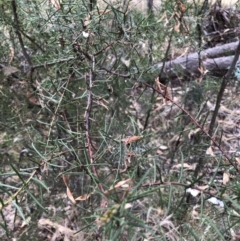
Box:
[154, 41, 240, 81]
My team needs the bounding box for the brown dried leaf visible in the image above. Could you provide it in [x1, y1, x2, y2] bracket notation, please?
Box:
[114, 179, 132, 189]
[188, 128, 201, 139]
[198, 66, 204, 74]
[62, 175, 76, 204]
[155, 77, 161, 91]
[164, 87, 170, 102]
[66, 186, 76, 204]
[2, 66, 19, 76]
[223, 172, 230, 185]
[38, 218, 84, 239]
[50, 0, 61, 10]
[27, 93, 41, 106]
[173, 163, 196, 170]
[104, 179, 132, 196]
[9, 47, 14, 63]
[196, 185, 209, 191]
[236, 157, 240, 165]
[122, 136, 142, 145]
[179, 2, 186, 13]
[206, 146, 215, 157]
[62, 175, 69, 186]
[174, 21, 180, 32]
[75, 193, 91, 201]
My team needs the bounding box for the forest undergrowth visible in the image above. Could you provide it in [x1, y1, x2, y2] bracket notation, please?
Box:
[1, 0, 240, 240]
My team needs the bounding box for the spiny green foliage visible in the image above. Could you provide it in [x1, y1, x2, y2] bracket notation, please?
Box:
[1, 1, 240, 241]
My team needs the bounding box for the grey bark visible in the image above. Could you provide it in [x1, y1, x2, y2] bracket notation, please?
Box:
[152, 41, 240, 80]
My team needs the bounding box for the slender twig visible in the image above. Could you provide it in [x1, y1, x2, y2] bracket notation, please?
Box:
[84, 56, 105, 193]
[208, 39, 240, 136]
[93, 40, 117, 57]
[19, 30, 45, 52]
[11, 0, 32, 66]
[143, 81, 239, 172]
[98, 64, 131, 78]
[0, 169, 37, 212]
[158, 29, 174, 82]
[143, 30, 174, 130]
[32, 57, 76, 70]
[143, 87, 156, 130]
[46, 72, 74, 148]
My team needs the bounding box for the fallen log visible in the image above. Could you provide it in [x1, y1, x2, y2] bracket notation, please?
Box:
[152, 41, 240, 81]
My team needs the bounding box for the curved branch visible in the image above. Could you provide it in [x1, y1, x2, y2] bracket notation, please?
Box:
[143, 80, 239, 173]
